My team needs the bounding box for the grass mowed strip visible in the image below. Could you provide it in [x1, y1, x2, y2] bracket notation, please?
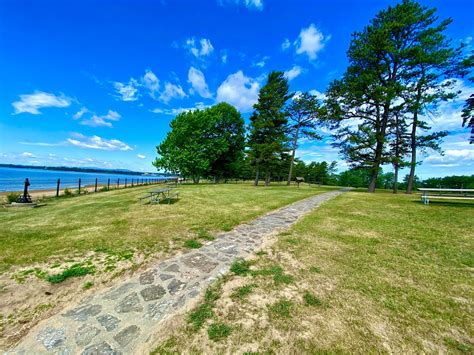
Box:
[152, 191, 473, 353]
[0, 183, 329, 272]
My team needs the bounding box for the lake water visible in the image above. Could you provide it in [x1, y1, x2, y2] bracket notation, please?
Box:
[0, 167, 169, 192]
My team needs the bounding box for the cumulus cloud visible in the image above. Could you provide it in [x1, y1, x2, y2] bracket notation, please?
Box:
[137, 154, 146, 159]
[284, 66, 304, 81]
[216, 71, 260, 112]
[424, 149, 474, 167]
[159, 82, 187, 103]
[188, 67, 212, 98]
[80, 110, 121, 128]
[12, 91, 71, 115]
[73, 107, 89, 119]
[185, 37, 214, 58]
[294, 24, 329, 60]
[114, 79, 140, 101]
[67, 133, 132, 151]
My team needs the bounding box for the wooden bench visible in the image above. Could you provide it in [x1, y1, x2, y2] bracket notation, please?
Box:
[418, 188, 474, 205]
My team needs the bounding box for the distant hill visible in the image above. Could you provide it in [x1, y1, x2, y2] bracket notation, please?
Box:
[0, 164, 174, 176]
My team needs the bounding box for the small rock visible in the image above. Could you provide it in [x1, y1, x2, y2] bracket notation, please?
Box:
[75, 324, 100, 346]
[97, 314, 121, 332]
[63, 304, 102, 321]
[167, 279, 186, 295]
[159, 273, 173, 281]
[113, 325, 140, 348]
[181, 253, 218, 273]
[115, 292, 143, 313]
[140, 285, 166, 301]
[163, 264, 180, 273]
[103, 283, 137, 301]
[139, 270, 155, 285]
[82, 341, 120, 355]
[36, 326, 66, 350]
[146, 300, 172, 320]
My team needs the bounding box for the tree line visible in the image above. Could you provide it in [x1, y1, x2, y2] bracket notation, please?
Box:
[154, 0, 473, 193]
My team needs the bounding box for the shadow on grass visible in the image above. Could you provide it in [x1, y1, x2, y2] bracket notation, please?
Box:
[411, 200, 474, 208]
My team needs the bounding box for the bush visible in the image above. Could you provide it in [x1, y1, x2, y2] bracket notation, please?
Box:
[63, 188, 73, 197]
[100, 186, 109, 192]
[6, 192, 21, 203]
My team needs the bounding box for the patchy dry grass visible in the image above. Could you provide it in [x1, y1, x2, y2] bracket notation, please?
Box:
[0, 183, 330, 272]
[151, 191, 474, 353]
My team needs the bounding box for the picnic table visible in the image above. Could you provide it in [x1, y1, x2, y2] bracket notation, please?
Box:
[418, 188, 474, 205]
[140, 187, 179, 205]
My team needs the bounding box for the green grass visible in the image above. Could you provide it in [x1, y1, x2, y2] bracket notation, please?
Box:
[230, 259, 254, 275]
[187, 302, 214, 331]
[0, 183, 329, 273]
[268, 299, 293, 319]
[152, 191, 474, 353]
[46, 264, 95, 283]
[231, 284, 255, 300]
[207, 322, 232, 341]
[184, 239, 202, 249]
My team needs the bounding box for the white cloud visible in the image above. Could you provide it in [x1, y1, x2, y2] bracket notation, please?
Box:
[159, 82, 187, 103]
[151, 102, 209, 116]
[252, 56, 270, 68]
[73, 107, 89, 119]
[142, 69, 160, 98]
[67, 133, 132, 151]
[21, 152, 36, 158]
[80, 110, 121, 128]
[137, 154, 146, 159]
[221, 53, 228, 64]
[185, 37, 214, 58]
[294, 24, 329, 60]
[12, 91, 71, 115]
[424, 149, 474, 167]
[188, 67, 212, 98]
[284, 66, 304, 81]
[218, 0, 263, 10]
[281, 38, 291, 51]
[114, 78, 140, 101]
[216, 70, 260, 112]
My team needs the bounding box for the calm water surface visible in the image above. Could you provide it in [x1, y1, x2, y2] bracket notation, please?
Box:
[0, 167, 167, 192]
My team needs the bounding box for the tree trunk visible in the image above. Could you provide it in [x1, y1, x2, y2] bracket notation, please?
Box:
[406, 111, 418, 194]
[368, 139, 384, 193]
[264, 170, 271, 186]
[192, 176, 200, 184]
[393, 163, 399, 194]
[254, 169, 259, 186]
[287, 126, 300, 186]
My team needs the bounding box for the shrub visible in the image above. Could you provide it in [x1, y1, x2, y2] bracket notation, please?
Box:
[6, 192, 21, 203]
[63, 188, 73, 196]
[100, 186, 109, 192]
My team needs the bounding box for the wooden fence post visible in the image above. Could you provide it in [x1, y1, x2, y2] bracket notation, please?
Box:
[117, 178, 120, 188]
[107, 178, 110, 190]
[95, 178, 98, 192]
[56, 179, 60, 197]
[78, 178, 81, 194]
[125, 178, 127, 188]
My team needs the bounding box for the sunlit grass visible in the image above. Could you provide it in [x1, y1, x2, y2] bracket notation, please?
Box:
[0, 182, 331, 272]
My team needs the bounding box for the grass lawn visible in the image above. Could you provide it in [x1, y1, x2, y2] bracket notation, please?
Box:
[0, 183, 331, 273]
[152, 191, 474, 354]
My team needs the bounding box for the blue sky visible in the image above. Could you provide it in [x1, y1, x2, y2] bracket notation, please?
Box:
[1, 0, 473, 177]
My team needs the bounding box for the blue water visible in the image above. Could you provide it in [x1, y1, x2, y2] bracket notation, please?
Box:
[0, 167, 169, 192]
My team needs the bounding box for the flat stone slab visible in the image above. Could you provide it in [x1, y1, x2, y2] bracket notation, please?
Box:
[11, 190, 346, 354]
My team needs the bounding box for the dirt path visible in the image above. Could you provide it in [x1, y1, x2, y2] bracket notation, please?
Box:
[10, 189, 346, 354]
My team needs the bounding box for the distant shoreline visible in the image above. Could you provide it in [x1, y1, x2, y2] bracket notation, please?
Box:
[0, 164, 173, 177]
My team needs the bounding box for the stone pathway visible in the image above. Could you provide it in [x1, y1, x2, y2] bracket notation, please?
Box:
[10, 189, 346, 354]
